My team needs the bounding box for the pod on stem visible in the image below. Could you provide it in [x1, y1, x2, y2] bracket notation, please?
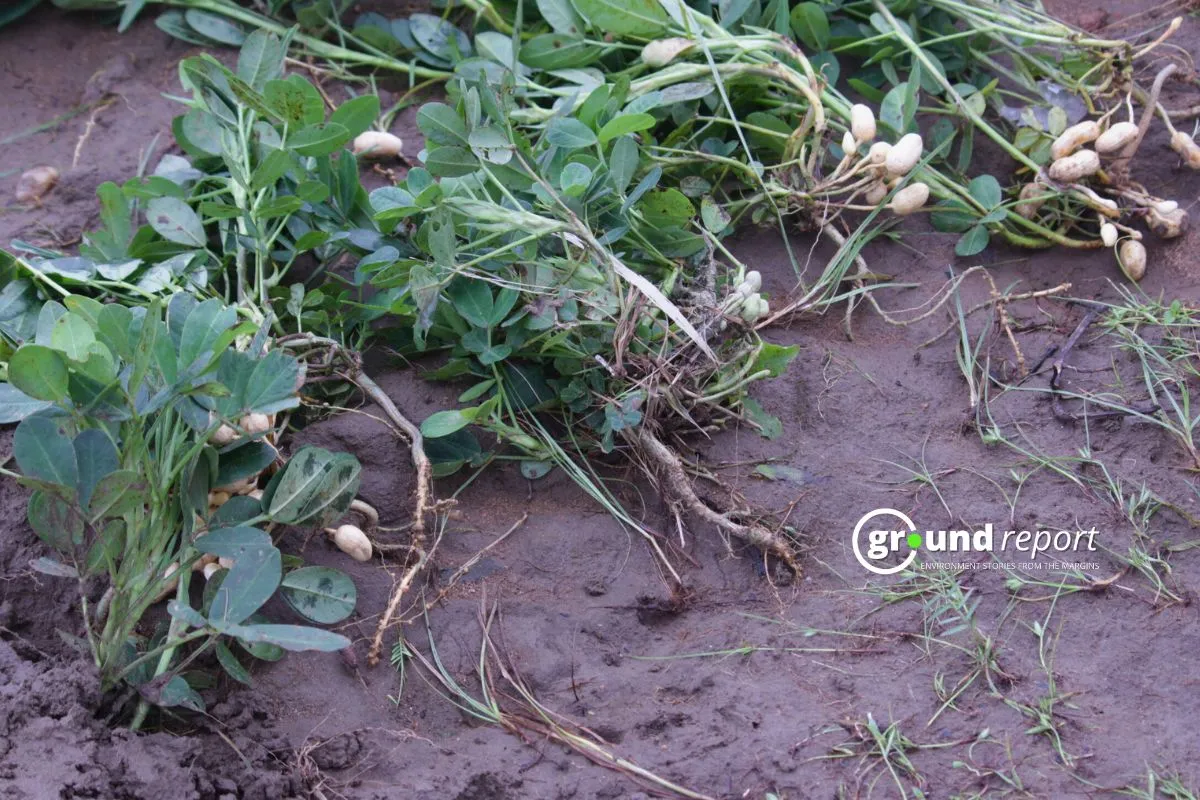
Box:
[885, 134, 923, 177]
[890, 182, 929, 215]
[1050, 121, 1099, 160]
[1095, 122, 1138, 154]
[1170, 132, 1200, 168]
[850, 104, 876, 144]
[1118, 239, 1146, 282]
[325, 524, 373, 562]
[1048, 149, 1100, 182]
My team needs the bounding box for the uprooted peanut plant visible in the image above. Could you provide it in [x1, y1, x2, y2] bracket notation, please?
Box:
[2, 0, 1198, 727]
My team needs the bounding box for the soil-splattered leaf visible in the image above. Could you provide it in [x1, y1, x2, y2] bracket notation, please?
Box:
[281, 566, 356, 624]
[267, 447, 361, 526]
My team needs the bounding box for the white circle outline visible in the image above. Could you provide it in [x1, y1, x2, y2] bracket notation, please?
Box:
[853, 508, 919, 575]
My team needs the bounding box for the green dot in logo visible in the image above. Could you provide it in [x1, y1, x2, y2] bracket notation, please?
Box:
[906, 532, 923, 549]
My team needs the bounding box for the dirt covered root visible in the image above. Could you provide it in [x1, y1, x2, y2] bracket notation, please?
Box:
[631, 426, 802, 576]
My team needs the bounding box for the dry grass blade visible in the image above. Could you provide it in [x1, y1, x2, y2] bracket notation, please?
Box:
[406, 602, 717, 800]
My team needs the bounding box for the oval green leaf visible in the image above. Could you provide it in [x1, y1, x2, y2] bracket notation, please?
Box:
[281, 566, 356, 624]
[8, 345, 68, 402]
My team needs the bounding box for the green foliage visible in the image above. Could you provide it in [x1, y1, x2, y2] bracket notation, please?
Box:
[0, 294, 357, 717]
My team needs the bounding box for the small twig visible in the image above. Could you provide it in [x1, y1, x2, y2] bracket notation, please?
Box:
[920, 281, 1071, 349]
[71, 97, 115, 170]
[994, 294, 1027, 378]
[1049, 307, 1159, 421]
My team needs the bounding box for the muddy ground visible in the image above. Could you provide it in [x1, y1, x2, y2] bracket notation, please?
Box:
[2, 2, 1199, 798]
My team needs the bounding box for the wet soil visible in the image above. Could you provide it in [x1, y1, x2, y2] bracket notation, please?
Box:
[2, 2, 1200, 798]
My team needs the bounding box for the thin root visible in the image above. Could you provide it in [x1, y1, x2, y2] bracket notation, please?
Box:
[633, 427, 802, 576]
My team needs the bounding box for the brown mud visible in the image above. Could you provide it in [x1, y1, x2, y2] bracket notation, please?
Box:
[2, 2, 1199, 798]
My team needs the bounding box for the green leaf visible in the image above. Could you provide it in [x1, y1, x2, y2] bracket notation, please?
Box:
[930, 200, 977, 233]
[227, 623, 349, 652]
[281, 566, 356, 624]
[468, 126, 514, 165]
[448, 280, 494, 328]
[967, 175, 1002, 210]
[789, 2, 829, 50]
[408, 13, 471, 61]
[0, 0, 40, 30]
[243, 350, 301, 414]
[519, 34, 601, 70]
[8, 344, 68, 401]
[421, 409, 476, 439]
[424, 146, 479, 178]
[700, 196, 731, 233]
[638, 188, 694, 226]
[0, 384, 52, 423]
[14, 417, 78, 489]
[215, 640, 254, 685]
[597, 113, 655, 145]
[184, 9, 246, 45]
[847, 78, 886, 104]
[719, 0, 754, 28]
[330, 94, 381, 139]
[237, 30, 287, 90]
[416, 102, 469, 146]
[49, 313, 95, 362]
[751, 343, 799, 378]
[609, 135, 639, 192]
[545, 118, 597, 150]
[156, 10, 215, 46]
[209, 494, 263, 527]
[955, 225, 990, 257]
[742, 397, 782, 439]
[147, 197, 206, 247]
[237, 618, 286, 661]
[560, 162, 593, 196]
[537, 0, 585, 34]
[264, 76, 324, 126]
[267, 446, 361, 526]
[520, 460, 554, 480]
[215, 441, 278, 487]
[156, 675, 205, 711]
[167, 600, 209, 629]
[73, 429, 118, 509]
[289, 123, 352, 157]
[178, 298, 237, 370]
[572, 0, 668, 36]
[179, 109, 223, 156]
[28, 490, 81, 551]
[209, 543, 281, 626]
[458, 379, 496, 403]
[88, 470, 145, 522]
[879, 82, 912, 135]
[250, 148, 294, 192]
[195, 526, 274, 559]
